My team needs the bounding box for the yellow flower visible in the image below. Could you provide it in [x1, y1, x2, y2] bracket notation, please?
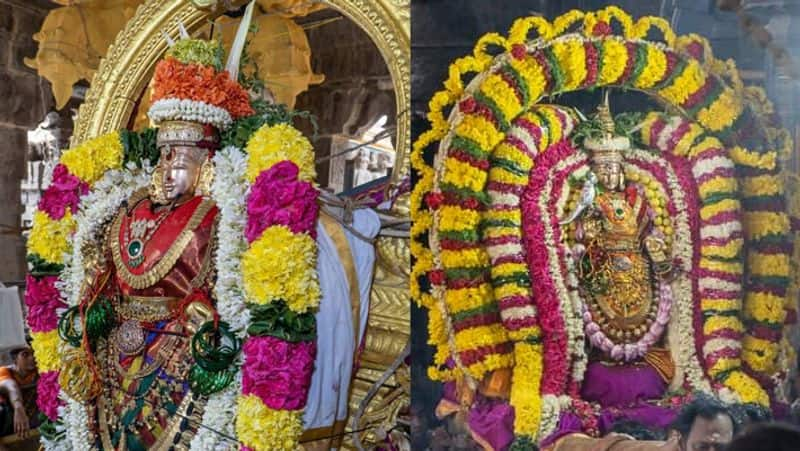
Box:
[412, 128, 445, 173]
[698, 257, 742, 275]
[687, 136, 723, 159]
[698, 176, 737, 198]
[489, 167, 528, 186]
[427, 307, 450, 347]
[740, 175, 782, 197]
[31, 330, 61, 373]
[509, 56, 547, 104]
[639, 113, 662, 147]
[599, 38, 628, 85]
[742, 336, 780, 373]
[699, 198, 740, 221]
[411, 252, 433, 301]
[483, 226, 520, 239]
[473, 32, 510, 65]
[445, 284, 494, 313]
[742, 212, 789, 240]
[747, 252, 790, 278]
[703, 316, 744, 336]
[246, 123, 315, 183]
[697, 88, 742, 132]
[428, 90, 454, 132]
[538, 107, 565, 143]
[729, 147, 776, 171]
[493, 262, 528, 278]
[507, 325, 541, 342]
[551, 39, 587, 91]
[455, 114, 505, 151]
[674, 123, 705, 156]
[236, 395, 303, 451]
[440, 248, 490, 269]
[27, 211, 76, 264]
[552, 10, 585, 37]
[508, 16, 554, 45]
[466, 352, 515, 380]
[442, 157, 488, 192]
[743, 292, 785, 324]
[723, 371, 769, 406]
[709, 356, 740, 376]
[445, 56, 488, 97]
[511, 342, 543, 437]
[494, 284, 529, 300]
[484, 208, 521, 224]
[439, 205, 482, 232]
[631, 16, 676, 46]
[60, 131, 124, 185]
[701, 239, 743, 260]
[634, 45, 668, 89]
[700, 298, 741, 312]
[494, 142, 533, 171]
[454, 324, 510, 350]
[480, 74, 523, 124]
[659, 60, 705, 105]
[241, 226, 320, 313]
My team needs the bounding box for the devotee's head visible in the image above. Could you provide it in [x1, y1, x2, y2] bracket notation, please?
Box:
[669, 395, 735, 451]
[9, 344, 35, 373]
[724, 423, 800, 451]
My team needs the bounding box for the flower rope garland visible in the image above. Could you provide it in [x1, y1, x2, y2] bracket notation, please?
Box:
[412, 5, 792, 445]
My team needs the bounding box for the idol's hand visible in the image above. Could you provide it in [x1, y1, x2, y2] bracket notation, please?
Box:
[184, 301, 215, 336]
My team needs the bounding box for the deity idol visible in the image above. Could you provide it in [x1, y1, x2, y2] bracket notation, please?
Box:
[562, 97, 676, 425]
[55, 30, 255, 449]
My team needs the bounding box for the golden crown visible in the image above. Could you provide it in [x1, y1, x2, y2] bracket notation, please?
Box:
[583, 91, 629, 163]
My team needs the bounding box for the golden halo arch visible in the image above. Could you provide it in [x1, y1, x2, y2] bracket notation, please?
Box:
[71, 0, 410, 182]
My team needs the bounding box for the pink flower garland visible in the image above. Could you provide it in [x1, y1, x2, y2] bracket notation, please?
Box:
[245, 160, 319, 243]
[521, 140, 577, 394]
[241, 336, 316, 410]
[37, 164, 89, 220]
[23, 274, 66, 332]
[36, 370, 62, 420]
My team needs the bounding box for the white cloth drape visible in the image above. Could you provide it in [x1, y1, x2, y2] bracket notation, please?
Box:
[303, 208, 380, 429]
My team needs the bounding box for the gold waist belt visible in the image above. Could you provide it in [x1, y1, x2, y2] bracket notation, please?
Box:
[116, 295, 181, 322]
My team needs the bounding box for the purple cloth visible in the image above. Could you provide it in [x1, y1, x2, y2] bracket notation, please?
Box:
[441, 382, 515, 451]
[581, 361, 666, 407]
[468, 396, 515, 451]
[540, 412, 583, 449]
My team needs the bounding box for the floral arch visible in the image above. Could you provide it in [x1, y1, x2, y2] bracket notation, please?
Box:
[411, 6, 795, 446]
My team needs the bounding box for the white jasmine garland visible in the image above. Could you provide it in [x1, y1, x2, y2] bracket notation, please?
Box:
[189, 372, 242, 451]
[148, 98, 233, 130]
[209, 146, 251, 338]
[64, 398, 93, 451]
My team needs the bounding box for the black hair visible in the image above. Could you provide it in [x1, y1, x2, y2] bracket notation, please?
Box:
[609, 419, 664, 441]
[669, 392, 737, 439]
[725, 423, 800, 451]
[730, 402, 773, 428]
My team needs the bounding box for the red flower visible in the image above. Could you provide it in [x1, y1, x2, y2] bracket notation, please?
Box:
[458, 97, 477, 114]
[686, 41, 704, 60]
[511, 44, 528, 60]
[591, 22, 612, 37]
[426, 192, 445, 210]
[463, 197, 480, 210]
[428, 269, 446, 285]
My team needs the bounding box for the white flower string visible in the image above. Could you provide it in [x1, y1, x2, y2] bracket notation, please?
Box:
[148, 98, 233, 130]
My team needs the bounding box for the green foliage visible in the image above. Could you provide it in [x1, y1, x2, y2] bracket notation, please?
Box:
[509, 436, 538, 451]
[38, 415, 65, 441]
[26, 253, 64, 276]
[571, 111, 646, 149]
[246, 300, 316, 342]
[121, 128, 159, 168]
[166, 38, 225, 71]
[220, 101, 319, 150]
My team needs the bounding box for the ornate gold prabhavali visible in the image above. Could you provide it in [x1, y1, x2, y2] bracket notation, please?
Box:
[69, 0, 410, 447]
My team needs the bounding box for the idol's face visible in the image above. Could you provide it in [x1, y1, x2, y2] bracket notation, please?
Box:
[161, 146, 203, 202]
[593, 161, 621, 190]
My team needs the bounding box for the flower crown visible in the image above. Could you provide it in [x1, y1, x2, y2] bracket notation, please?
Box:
[148, 8, 256, 133]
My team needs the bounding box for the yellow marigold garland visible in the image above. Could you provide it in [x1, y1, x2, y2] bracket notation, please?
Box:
[28, 210, 77, 264]
[245, 123, 315, 183]
[60, 131, 123, 185]
[241, 225, 320, 313]
[236, 395, 304, 451]
[30, 330, 61, 373]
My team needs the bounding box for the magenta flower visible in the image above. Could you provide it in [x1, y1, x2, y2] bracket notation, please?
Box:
[245, 161, 319, 243]
[36, 371, 62, 420]
[24, 274, 66, 333]
[37, 164, 89, 220]
[241, 335, 316, 410]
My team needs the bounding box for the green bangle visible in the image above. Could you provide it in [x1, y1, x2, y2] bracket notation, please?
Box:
[190, 321, 241, 373]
